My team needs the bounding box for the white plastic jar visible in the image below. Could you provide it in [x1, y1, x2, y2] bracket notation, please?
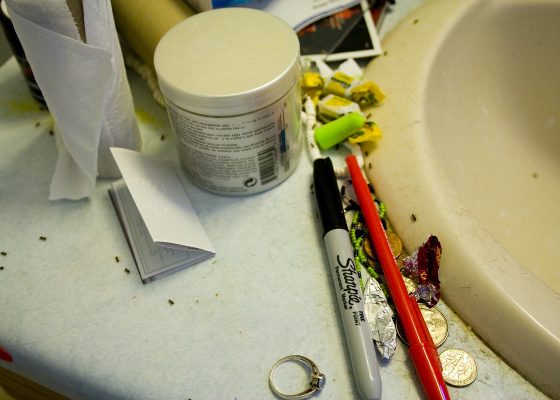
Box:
[154, 8, 302, 195]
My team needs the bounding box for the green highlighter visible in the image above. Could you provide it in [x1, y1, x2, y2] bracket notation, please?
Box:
[315, 112, 366, 149]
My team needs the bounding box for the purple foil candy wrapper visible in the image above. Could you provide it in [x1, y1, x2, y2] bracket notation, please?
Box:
[402, 235, 441, 307]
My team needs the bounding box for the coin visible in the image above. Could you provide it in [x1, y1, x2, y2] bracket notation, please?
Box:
[387, 231, 403, 259]
[439, 348, 478, 387]
[363, 237, 376, 260]
[396, 304, 449, 347]
[362, 231, 403, 260]
[419, 304, 449, 347]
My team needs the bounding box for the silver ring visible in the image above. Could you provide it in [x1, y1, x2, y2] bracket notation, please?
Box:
[269, 355, 325, 400]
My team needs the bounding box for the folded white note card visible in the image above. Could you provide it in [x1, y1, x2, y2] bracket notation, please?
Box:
[109, 148, 215, 283]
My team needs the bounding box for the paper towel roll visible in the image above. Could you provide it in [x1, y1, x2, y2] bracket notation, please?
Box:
[5, 0, 141, 200]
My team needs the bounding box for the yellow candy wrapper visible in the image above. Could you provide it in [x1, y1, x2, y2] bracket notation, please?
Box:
[324, 71, 386, 107]
[348, 121, 383, 144]
[350, 81, 386, 106]
[301, 72, 324, 103]
[324, 71, 356, 97]
[301, 72, 323, 88]
[317, 94, 361, 121]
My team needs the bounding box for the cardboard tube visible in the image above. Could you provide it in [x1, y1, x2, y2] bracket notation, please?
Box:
[111, 0, 195, 69]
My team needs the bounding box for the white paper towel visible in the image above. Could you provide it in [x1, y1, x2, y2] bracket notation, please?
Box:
[5, 0, 141, 200]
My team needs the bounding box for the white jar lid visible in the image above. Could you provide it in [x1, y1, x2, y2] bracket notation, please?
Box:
[154, 8, 300, 116]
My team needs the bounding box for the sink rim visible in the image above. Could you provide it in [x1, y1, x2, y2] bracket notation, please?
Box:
[363, 0, 560, 398]
[425, 0, 560, 292]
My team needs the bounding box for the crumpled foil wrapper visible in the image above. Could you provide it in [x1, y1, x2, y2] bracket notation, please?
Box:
[402, 235, 441, 307]
[363, 276, 396, 359]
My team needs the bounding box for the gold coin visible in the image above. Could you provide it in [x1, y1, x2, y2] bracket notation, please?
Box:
[396, 304, 448, 348]
[439, 348, 478, 387]
[362, 231, 402, 260]
[387, 231, 403, 258]
[363, 237, 376, 260]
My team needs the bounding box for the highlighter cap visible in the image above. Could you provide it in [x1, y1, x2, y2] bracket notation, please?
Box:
[315, 112, 365, 149]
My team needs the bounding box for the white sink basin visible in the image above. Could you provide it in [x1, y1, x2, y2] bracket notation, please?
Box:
[363, 0, 560, 397]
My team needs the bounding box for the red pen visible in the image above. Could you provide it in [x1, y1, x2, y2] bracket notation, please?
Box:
[346, 155, 450, 400]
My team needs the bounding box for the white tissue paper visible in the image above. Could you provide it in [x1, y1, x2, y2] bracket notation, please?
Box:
[5, 0, 141, 200]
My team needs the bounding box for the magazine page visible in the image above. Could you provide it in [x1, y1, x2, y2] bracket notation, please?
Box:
[183, 0, 360, 31]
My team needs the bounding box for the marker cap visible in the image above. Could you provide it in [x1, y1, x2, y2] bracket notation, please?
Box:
[313, 158, 347, 234]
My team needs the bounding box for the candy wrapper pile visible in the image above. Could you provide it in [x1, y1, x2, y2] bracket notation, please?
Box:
[301, 58, 385, 177]
[303, 59, 443, 359]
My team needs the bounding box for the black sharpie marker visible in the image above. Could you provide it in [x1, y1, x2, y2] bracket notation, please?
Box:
[313, 158, 382, 400]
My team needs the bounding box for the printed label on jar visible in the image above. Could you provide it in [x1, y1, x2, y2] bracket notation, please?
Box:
[167, 88, 301, 195]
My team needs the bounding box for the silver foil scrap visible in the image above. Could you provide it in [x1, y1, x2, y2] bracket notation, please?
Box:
[363, 276, 397, 359]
